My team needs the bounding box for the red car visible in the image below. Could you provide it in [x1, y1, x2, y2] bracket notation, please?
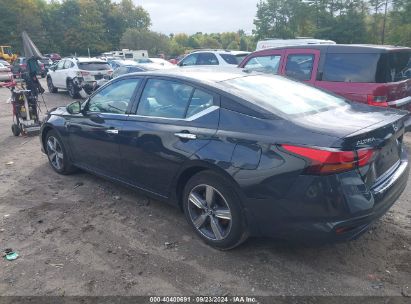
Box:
[239, 44, 411, 110]
[45, 53, 61, 62]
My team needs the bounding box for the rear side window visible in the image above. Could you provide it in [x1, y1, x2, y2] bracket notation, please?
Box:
[244, 55, 281, 74]
[220, 54, 238, 65]
[323, 53, 380, 83]
[137, 79, 194, 118]
[285, 54, 314, 81]
[78, 62, 111, 71]
[197, 53, 219, 65]
[383, 51, 411, 82]
[186, 89, 214, 117]
[137, 79, 215, 119]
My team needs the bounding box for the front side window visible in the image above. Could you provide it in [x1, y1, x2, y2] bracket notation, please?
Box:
[244, 55, 281, 74]
[64, 60, 72, 69]
[137, 79, 194, 119]
[87, 78, 140, 114]
[56, 60, 65, 70]
[180, 53, 199, 66]
[285, 54, 314, 81]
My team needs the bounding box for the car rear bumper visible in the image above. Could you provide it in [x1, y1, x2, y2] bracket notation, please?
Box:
[243, 152, 409, 243]
[388, 96, 411, 107]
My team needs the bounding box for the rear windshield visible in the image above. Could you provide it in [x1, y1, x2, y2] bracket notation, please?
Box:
[78, 62, 111, 71]
[323, 51, 411, 83]
[220, 54, 238, 65]
[222, 75, 347, 116]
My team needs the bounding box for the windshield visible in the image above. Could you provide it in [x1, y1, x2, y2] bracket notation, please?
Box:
[221, 75, 347, 116]
[78, 62, 111, 71]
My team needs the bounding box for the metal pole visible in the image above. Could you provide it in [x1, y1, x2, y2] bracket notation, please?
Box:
[381, 0, 388, 44]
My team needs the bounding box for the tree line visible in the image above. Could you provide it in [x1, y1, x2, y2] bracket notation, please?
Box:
[254, 0, 411, 46]
[0, 0, 409, 59]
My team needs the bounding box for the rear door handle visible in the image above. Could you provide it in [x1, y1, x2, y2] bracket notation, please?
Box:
[174, 132, 197, 140]
[105, 129, 119, 134]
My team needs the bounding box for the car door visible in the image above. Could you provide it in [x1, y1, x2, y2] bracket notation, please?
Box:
[66, 77, 142, 177]
[52, 60, 66, 88]
[119, 77, 219, 197]
[281, 49, 320, 84]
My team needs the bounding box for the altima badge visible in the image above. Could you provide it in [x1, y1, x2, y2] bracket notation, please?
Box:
[357, 138, 376, 146]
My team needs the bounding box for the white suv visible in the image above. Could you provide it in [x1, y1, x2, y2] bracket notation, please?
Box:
[46, 57, 113, 98]
[178, 50, 250, 67]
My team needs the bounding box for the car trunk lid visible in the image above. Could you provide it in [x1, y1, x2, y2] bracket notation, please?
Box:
[291, 103, 407, 183]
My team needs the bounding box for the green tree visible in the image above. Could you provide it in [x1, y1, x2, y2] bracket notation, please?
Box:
[120, 29, 170, 56]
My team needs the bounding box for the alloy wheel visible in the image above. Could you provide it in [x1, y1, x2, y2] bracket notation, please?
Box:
[187, 184, 232, 241]
[46, 136, 64, 170]
[67, 81, 75, 97]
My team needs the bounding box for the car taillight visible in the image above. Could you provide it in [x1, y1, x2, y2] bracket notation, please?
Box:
[77, 71, 90, 77]
[367, 95, 388, 107]
[107, 70, 113, 74]
[281, 145, 375, 175]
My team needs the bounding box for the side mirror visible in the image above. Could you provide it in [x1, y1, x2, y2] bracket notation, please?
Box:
[66, 100, 82, 114]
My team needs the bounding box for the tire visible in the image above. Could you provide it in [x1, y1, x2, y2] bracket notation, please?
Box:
[11, 124, 21, 136]
[67, 79, 80, 99]
[47, 77, 58, 93]
[45, 129, 77, 174]
[182, 171, 248, 250]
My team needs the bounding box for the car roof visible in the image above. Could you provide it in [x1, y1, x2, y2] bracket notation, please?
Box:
[124, 67, 255, 83]
[256, 44, 411, 53]
[65, 57, 107, 63]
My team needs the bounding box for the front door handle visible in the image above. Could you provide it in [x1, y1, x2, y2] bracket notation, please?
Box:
[105, 129, 119, 135]
[174, 132, 197, 140]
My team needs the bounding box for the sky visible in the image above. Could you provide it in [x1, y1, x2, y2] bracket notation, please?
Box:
[136, 0, 259, 35]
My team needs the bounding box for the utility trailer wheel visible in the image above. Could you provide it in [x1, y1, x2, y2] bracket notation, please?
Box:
[11, 124, 21, 136]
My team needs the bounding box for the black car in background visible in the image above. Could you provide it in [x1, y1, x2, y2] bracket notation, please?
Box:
[40, 68, 409, 249]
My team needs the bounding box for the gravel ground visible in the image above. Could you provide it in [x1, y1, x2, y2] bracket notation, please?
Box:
[0, 79, 410, 297]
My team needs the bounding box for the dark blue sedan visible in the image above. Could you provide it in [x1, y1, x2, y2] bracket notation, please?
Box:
[40, 68, 409, 249]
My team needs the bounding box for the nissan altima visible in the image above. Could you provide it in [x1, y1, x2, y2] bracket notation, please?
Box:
[40, 67, 409, 249]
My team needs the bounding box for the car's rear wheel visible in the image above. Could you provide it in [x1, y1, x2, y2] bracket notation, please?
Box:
[47, 77, 58, 93]
[67, 79, 80, 99]
[45, 130, 76, 174]
[183, 171, 248, 250]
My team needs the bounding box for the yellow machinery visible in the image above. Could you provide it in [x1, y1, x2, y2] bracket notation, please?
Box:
[0, 45, 17, 63]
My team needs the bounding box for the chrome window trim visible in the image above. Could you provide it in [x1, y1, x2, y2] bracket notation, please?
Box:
[129, 105, 219, 122]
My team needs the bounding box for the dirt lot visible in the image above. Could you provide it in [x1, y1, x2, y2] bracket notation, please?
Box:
[0, 79, 410, 297]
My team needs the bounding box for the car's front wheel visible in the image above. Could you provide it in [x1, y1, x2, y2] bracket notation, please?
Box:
[45, 130, 76, 174]
[183, 171, 248, 250]
[47, 77, 58, 93]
